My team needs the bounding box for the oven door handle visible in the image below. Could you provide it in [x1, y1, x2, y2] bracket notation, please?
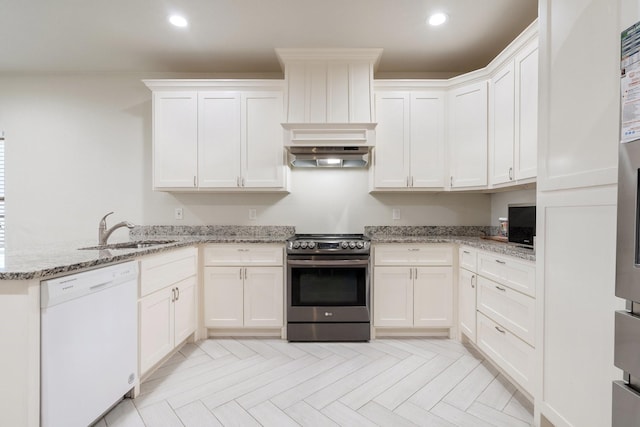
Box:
[287, 259, 370, 267]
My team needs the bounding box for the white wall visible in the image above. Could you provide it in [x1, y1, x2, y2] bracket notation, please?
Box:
[489, 188, 536, 226]
[0, 73, 492, 248]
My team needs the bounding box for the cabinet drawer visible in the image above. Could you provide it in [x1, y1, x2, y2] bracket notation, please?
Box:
[374, 244, 453, 266]
[477, 253, 535, 297]
[477, 276, 535, 346]
[477, 312, 534, 394]
[459, 247, 477, 271]
[140, 247, 198, 297]
[203, 244, 283, 266]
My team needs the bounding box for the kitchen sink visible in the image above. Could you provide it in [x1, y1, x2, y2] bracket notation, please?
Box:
[78, 240, 177, 250]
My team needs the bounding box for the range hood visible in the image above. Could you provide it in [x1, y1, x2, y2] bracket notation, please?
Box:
[276, 48, 382, 168]
[288, 145, 370, 168]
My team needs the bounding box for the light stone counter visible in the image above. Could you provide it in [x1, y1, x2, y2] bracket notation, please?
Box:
[365, 226, 535, 262]
[0, 225, 294, 280]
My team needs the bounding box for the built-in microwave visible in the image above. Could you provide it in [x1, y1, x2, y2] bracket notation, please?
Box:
[508, 204, 536, 248]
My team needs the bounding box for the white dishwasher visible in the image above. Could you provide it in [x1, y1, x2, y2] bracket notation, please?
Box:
[41, 261, 138, 427]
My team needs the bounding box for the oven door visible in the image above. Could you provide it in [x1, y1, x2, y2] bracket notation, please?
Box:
[287, 256, 370, 323]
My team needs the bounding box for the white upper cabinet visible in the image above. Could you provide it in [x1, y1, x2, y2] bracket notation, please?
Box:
[242, 92, 286, 188]
[152, 92, 198, 189]
[489, 37, 539, 187]
[448, 81, 489, 189]
[372, 88, 445, 190]
[198, 92, 242, 188]
[146, 80, 287, 192]
[514, 39, 538, 181]
[489, 62, 516, 185]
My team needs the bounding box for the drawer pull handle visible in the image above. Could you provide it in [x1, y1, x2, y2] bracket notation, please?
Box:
[495, 259, 506, 264]
[471, 275, 476, 288]
[495, 286, 506, 292]
[408, 248, 420, 252]
[495, 326, 506, 334]
[463, 250, 470, 254]
[238, 249, 250, 252]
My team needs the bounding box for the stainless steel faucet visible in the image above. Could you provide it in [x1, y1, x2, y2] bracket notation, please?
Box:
[98, 212, 135, 246]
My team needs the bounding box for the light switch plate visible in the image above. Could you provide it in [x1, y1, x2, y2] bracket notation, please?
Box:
[392, 208, 401, 220]
[249, 208, 257, 220]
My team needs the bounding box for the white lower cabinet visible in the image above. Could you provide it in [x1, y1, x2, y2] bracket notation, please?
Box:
[373, 244, 454, 331]
[459, 245, 536, 395]
[139, 247, 198, 376]
[458, 255, 477, 342]
[477, 276, 535, 346]
[477, 312, 535, 393]
[203, 244, 284, 331]
[373, 267, 414, 327]
[203, 266, 283, 328]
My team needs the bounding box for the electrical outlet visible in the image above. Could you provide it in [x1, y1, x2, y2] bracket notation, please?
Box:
[249, 208, 257, 220]
[392, 208, 401, 220]
[174, 207, 184, 220]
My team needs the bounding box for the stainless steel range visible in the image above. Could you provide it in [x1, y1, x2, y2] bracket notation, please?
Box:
[286, 234, 371, 342]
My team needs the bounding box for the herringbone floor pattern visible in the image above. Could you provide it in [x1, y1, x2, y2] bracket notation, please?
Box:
[95, 338, 533, 427]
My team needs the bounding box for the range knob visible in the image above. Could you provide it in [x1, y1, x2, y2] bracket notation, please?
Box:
[341, 241, 349, 249]
[292, 241, 301, 249]
[356, 241, 364, 249]
[300, 241, 308, 249]
[349, 241, 356, 249]
[308, 242, 316, 249]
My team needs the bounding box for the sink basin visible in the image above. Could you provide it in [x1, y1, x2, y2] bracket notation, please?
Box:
[79, 240, 177, 250]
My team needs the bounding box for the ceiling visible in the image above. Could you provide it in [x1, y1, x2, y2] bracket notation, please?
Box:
[0, 0, 538, 77]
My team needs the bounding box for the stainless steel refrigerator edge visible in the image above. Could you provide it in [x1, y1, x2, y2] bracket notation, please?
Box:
[614, 114, 640, 426]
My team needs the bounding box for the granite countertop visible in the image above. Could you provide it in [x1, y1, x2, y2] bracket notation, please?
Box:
[1, 226, 294, 281]
[2, 225, 535, 281]
[369, 236, 535, 262]
[365, 225, 535, 262]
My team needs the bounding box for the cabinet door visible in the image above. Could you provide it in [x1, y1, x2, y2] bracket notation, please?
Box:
[203, 267, 244, 327]
[242, 92, 285, 188]
[477, 276, 535, 346]
[139, 287, 174, 375]
[477, 253, 536, 297]
[244, 267, 284, 327]
[489, 62, 516, 185]
[410, 92, 446, 188]
[449, 81, 488, 188]
[477, 312, 534, 394]
[514, 39, 538, 181]
[413, 267, 453, 327]
[459, 247, 477, 272]
[173, 276, 197, 344]
[373, 92, 410, 188]
[198, 92, 242, 188]
[458, 268, 477, 342]
[373, 267, 413, 327]
[153, 91, 198, 189]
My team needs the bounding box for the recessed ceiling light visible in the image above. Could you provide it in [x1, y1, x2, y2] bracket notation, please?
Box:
[169, 15, 188, 28]
[428, 12, 448, 26]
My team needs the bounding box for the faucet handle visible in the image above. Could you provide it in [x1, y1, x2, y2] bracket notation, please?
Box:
[100, 212, 114, 225]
